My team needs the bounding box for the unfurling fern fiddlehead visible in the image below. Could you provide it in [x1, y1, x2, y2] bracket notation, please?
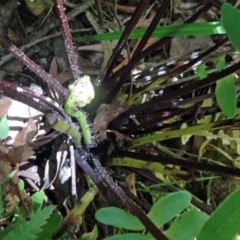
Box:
[64, 75, 95, 147]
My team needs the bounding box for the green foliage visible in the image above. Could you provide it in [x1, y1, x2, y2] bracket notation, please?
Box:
[104, 233, 153, 240]
[195, 63, 207, 80]
[1, 205, 55, 240]
[95, 191, 202, 240]
[194, 59, 236, 119]
[197, 188, 240, 240]
[95, 207, 144, 231]
[221, 3, 240, 50]
[78, 225, 98, 240]
[0, 185, 62, 240]
[35, 213, 62, 240]
[164, 208, 208, 240]
[215, 57, 236, 118]
[64, 76, 95, 146]
[215, 74, 236, 118]
[0, 115, 9, 138]
[31, 191, 45, 211]
[6, 169, 17, 181]
[147, 191, 191, 228]
[96, 188, 240, 239]
[73, 22, 225, 42]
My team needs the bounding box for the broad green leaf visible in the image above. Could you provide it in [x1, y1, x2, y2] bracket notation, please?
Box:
[104, 233, 154, 240]
[2, 205, 56, 240]
[215, 74, 236, 118]
[74, 22, 224, 42]
[197, 188, 240, 240]
[164, 208, 209, 240]
[147, 191, 191, 228]
[221, 3, 240, 50]
[195, 64, 207, 79]
[0, 115, 9, 138]
[31, 191, 45, 210]
[95, 207, 144, 231]
[35, 213, 62, 240]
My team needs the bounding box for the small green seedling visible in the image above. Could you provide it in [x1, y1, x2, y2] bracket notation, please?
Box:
[64, 75, 95, 146]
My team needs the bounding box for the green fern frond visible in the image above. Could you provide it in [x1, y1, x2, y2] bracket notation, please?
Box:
[2, 205, 56, 240]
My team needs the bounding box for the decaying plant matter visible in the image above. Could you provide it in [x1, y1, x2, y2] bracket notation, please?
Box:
[1, 0, 240, 239]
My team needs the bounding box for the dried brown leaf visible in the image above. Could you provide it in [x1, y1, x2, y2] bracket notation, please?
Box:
[49, 57, 58, 77]
[7, 28, 20, 44]
[125, 173, 137, 196]
[0, 97, 12, 118]
[93, 101, 128, 141]
[0, 144, 34, 164]
[56, 69, 73, 84]
[13, 117, 37, 147]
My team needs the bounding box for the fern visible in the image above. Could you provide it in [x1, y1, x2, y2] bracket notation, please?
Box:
[2, 205, 56, 240]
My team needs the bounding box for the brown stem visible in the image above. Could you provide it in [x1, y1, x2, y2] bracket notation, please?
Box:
[0, 77, 68, 118]
[104, 2, 213, 100]
[100, 0, 150, 82]
[129, 167, 213, 214]
[115, 148, 240, 178]
[92, 155, 168, 240]
[0, 78, 48, 114]
[0, 36, 68, 99]
[54, 0, 82, 80]
[113, 41, 238, 123]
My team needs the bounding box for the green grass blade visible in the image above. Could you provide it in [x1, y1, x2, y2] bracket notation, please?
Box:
[74, 22, 224, 42]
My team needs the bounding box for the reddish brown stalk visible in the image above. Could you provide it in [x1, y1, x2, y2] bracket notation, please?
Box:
[92, 155, 168, 240]
[116, 148, 240, 178]
[113, 59, 240, 123]
[0, 78, 68, 118]
[54, 0, 82, 80]
[104, 2, 213, 100]
[132, 0, 170, 59]
[0, 36, 68, 99]
[0, 78, 49, 114]
[100, 0, 150, 82]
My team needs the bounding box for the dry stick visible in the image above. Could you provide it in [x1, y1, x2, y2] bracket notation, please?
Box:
[0, 36, 68, 99]
[92, 156, 168, 240]
[54, 0, 82, 80]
